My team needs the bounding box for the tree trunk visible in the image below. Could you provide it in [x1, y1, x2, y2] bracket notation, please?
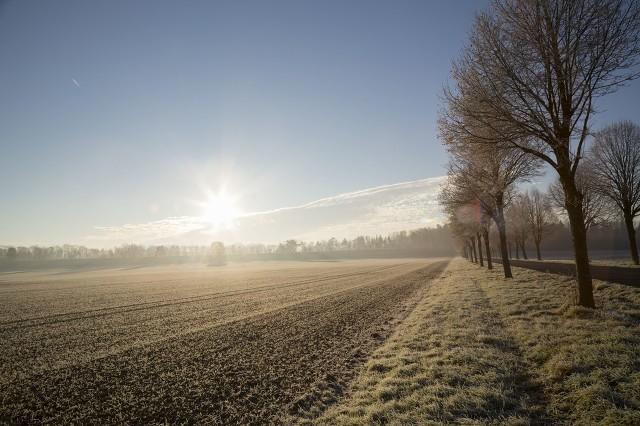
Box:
[476, 232, 484, 267]
[521, 241, 528, 260]
[624, 213, 639, 265]
[494, 206, 513, 278]
[562, 176, 595, 308]
[508, 241, 512, 259]
[515, 241, 520, 259]
[535, 240, 542, 260]
[463, 245, 468, 260]
[471, 237, 478, 263]
[483, 228, 493, 270]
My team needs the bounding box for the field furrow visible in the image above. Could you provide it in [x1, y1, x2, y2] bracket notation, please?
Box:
[0, 259, 448, 424]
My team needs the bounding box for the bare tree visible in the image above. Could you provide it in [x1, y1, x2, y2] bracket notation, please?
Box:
[207, 242, 226, 266]
[481, 211, 493, 270]
[548, 165, 612, 231]
[476, 230, 484, 267]
[440, 111, 541, 277]
[443, 195, 479, 259]
[446, 209, 480, 263]
[588, 121, 640, 264]
[507, 196, 530, 260]
[443, 0, 640, 307]
[6, 247, 17, 259]
[523, 189, 555, 260]
[441, 165, 498, 273]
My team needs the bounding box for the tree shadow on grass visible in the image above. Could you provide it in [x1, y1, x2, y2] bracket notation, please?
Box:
[469, 279, 554, 425]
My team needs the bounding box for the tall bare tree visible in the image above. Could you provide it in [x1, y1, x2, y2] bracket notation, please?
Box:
[523, 189, 555, 260]
[445, 205, 481, 263]
[548, 165, 611, 231]
[481, 211, 493, 270]
[443, 0, 640, 307]
[588, 121, 640, 264]
[507, 196, 530, 260]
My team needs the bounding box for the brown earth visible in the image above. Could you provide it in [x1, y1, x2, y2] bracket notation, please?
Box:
[0, 259, 449, 424]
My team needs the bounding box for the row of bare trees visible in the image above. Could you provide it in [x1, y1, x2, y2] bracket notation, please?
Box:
[295, 226, 454, 253]
[443, 118, 640, 298]
[439, 0, 640, 307]
[509, 121, 640, 263]
[504, 190, 556, 261]
[440, 184, 556, 274]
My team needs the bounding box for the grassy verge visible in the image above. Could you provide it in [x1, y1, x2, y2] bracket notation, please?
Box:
[314, 259, 640, 425]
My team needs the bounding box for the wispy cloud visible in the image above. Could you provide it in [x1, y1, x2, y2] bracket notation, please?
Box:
[89, 217, 205, 242]
[86, 176, 446, 246]
[71, 78, 80, 88]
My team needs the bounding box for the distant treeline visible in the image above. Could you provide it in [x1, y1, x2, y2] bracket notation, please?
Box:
[279, 226, 455, 255]
[1, 222, 638, 262]
[0, 244, 205, 260]
[0, 226, 456, 261]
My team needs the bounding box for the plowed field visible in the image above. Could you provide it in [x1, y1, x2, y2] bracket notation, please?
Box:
[0, 259, 448, 424]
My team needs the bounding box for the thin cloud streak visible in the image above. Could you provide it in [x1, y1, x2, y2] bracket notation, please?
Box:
[86, 176, 446, 246]
[242, 177, 444, 217]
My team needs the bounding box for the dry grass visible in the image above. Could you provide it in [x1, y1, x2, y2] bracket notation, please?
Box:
[316, 259, 640, 425]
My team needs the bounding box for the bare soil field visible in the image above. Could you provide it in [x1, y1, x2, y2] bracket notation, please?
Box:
[0, 258, 449, 424]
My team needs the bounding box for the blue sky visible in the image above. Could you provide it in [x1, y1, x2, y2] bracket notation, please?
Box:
[1, 0, 639, 246]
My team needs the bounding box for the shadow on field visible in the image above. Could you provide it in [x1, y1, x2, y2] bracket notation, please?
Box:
[470, 280, 552, 425]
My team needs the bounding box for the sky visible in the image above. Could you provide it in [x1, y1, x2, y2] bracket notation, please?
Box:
[1, 0, 639, 247]
[89, 176, 446, 247]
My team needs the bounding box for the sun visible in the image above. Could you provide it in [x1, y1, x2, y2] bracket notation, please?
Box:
[201, 190, 241, 228]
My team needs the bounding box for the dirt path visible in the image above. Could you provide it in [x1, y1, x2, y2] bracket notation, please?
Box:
[468, 280, 551, 424]
[0, 261, 448, 424]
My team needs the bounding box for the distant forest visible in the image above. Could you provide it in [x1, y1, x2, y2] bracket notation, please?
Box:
[0, 226, 455, 260]
[1, 221, 638, 263]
